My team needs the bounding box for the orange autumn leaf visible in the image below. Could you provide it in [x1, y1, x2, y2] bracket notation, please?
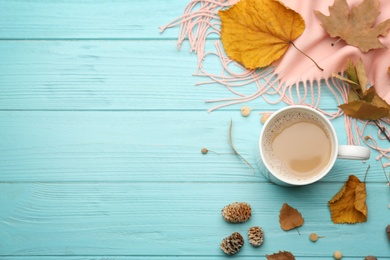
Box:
[314, 0, 390, 52]
[219, 0, 305, 69]
[266, 251, 295, 260]
[328, 175, 367, 224]
[279, 203, 304, 231]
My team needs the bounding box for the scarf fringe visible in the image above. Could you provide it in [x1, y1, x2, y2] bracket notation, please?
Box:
[160, 0, 390, 173]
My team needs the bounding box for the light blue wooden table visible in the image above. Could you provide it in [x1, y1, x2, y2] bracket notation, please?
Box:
[0, 1, 389, 259]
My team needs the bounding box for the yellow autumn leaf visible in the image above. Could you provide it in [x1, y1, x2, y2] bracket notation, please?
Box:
[219, 0, 305, 69]
[328, 175, 367, 224]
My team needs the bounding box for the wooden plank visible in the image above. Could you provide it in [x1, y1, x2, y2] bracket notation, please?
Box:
[0, 111, 386, 182]
[0, 0, 187, 39]
[0, 40, 343, 111]
[0, 253, 385, 258]
[0, 182, 389, 257]
[0, 257, 344, 260]
[2, 255, 372, 260]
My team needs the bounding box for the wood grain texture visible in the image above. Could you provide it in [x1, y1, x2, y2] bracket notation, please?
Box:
[0, 41, 342, 111]
[0, 111, 385, 182]
[0, 0, 187, 39]
[0, 182, 389, 258]
[0, 0, 389, 259]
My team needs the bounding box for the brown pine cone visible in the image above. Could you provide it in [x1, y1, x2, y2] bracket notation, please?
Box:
[220, 232, 244, 255]
[248, 226, 264, 247]
[221, 202, 251, 223]
[364, 256, 377, 260]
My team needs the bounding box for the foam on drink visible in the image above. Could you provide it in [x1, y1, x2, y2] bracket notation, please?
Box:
[262, 110, 332, 182]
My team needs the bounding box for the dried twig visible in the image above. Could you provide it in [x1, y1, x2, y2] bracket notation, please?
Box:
[229, 119, 256, 173]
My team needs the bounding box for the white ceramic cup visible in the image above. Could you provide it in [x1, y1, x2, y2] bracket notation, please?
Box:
[256, 105, 370, 186]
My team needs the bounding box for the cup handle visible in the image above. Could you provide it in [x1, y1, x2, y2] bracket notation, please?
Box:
[337, 145, 370, 160]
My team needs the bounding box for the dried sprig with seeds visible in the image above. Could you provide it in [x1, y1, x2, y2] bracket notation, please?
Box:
[229, 120, 255, 173]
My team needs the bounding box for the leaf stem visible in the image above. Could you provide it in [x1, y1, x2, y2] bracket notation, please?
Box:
[290, 41, 323, 71]
[363, 165, 370, 183]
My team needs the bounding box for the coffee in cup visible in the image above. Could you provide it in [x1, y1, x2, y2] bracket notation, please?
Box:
[257, 105, 370, 186]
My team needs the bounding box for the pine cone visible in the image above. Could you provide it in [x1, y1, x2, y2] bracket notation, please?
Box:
[220, 232, 244, 255]
[221, 202, 251, 223]
[248, 226, 264, 247]
[364, 256, 377, 260]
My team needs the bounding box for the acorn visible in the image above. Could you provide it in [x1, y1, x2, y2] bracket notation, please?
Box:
[220, 232, 244, 255]
[221, 202, 252, 223]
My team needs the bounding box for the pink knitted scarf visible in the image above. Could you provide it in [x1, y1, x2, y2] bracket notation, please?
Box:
[160, 0, 390, 169]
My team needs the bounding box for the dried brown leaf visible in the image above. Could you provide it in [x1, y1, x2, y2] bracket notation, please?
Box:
[339, 100, 389, 120]
[337, 59, 390, 120]
[328, 175, 367, 224]
[345, 60, 359, 87]
[314, 0, 390, 52]
[279, 203, 304, 231]
[266, 251, 295, 260]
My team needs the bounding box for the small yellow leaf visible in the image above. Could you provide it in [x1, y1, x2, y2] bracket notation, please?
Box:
[355, 59, 368, 93]
[332, 73, 359, 87]
[219, 0, 305, 69]
[345, 60, 359, 86]
[279, 203, 304, 231]
[328, 175, 367, 224]
[347, 89, 360, 103]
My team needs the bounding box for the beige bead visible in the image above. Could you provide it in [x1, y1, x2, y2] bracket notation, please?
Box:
[240, 106, 252, 117]
[333, 250, 342, 259]
[309, 233, 318, 242]
[260, 113, 271, 124]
